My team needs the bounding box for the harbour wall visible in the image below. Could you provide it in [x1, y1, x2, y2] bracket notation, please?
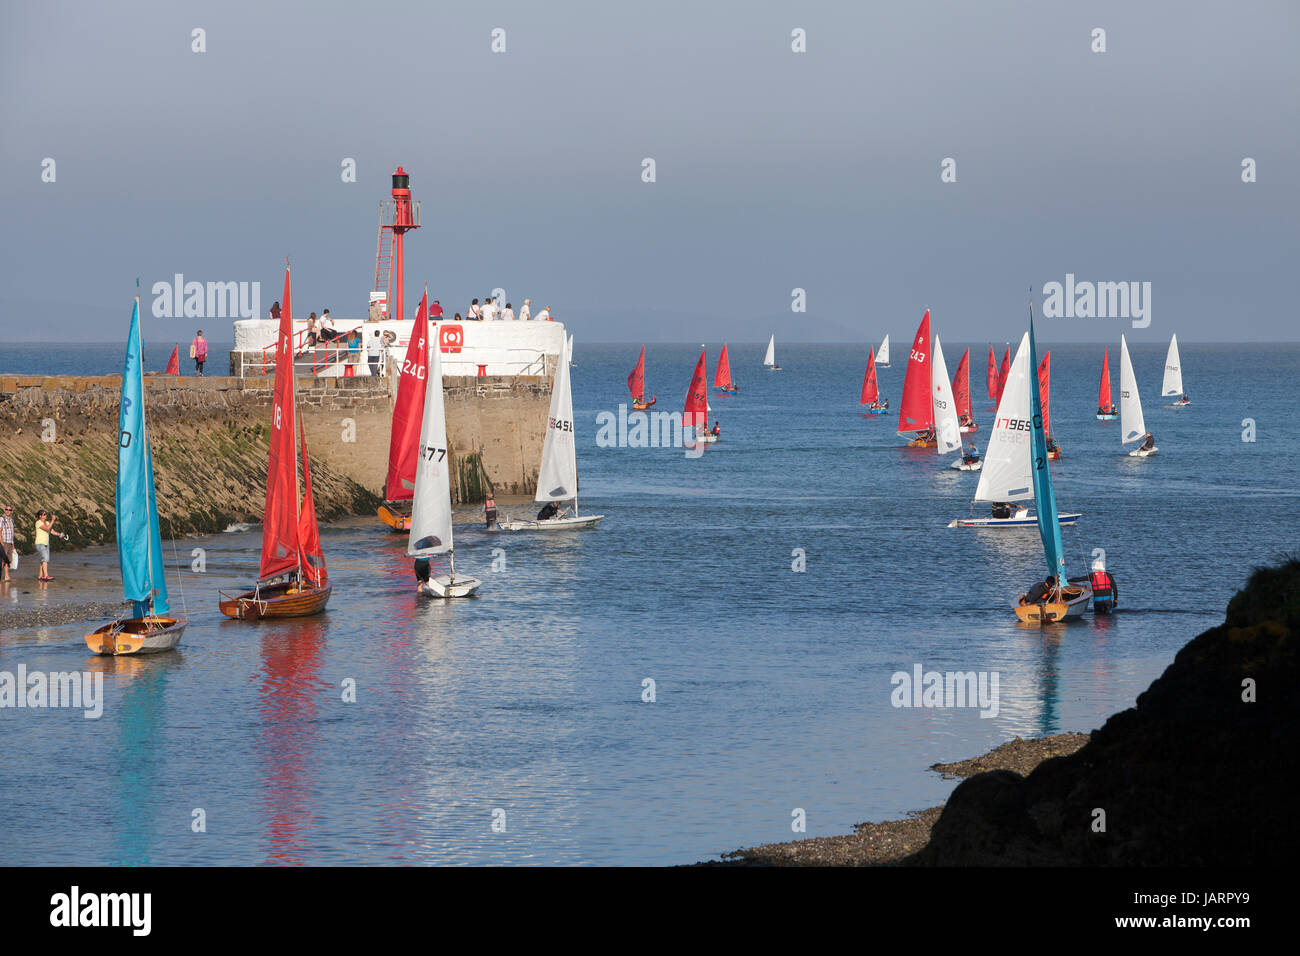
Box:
[0, 371, 550, 550]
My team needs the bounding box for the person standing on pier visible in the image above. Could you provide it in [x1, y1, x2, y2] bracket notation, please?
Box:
[482, 296, 498, 321]
[520, 299, 531, 321]
[0, 504, 15, 583]
[190, 330, 208, 376]
[468, 298, 481, 320]
[536, 305, 552, 322]
[430, 299, 444, 319]
[501, 302, 515, 322]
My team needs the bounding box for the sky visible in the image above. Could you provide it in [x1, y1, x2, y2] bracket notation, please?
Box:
[1, 0, 1297, 346]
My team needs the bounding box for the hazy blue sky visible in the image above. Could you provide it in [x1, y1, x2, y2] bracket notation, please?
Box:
[2, 0, 1297, 345]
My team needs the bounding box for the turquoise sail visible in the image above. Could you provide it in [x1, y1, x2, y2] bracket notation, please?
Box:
[1027, 316, 1066, 583]
[117, 299, 169, 617]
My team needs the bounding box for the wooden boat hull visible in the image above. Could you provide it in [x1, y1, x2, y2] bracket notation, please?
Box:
[631, 397, 657, 410]
[949, 512, 1082, 528]
[1047, 449, 1061, 460]
[1015, 586, 1091, 624]
[498, 513, 605, 532]
[419, 574, 481, 598]
[907, 438, 937, 448]
[378, 504, 412, 533]
[86, 617, 186, 656]
[219, 582, 331, 620]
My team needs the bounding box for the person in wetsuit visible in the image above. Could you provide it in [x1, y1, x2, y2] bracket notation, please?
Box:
[1090, 559, 1118, 614]
[414, 557, 431, 591]
[537, 501, 560, 521]
[485, 495, 498, 528]
[963, 442, 980, 465]
[1138, 432, 1156, 452]
[1025, 575, 1057, 604]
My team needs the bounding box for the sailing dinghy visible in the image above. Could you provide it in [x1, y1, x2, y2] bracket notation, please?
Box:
[876, 334, 890, 367]
[1162, 333, 1189, 405]
[953, 347, 977, 432]
[409, 336, 481, 597]
[898, 310, 936, 446]
[378, 291, 430, 532]
[1013, 314, 1091, 624]
[763, 334, 781, 370]
[949, 331, 1081, 529]
[860, 347, 887, 413]
[1120, 334, 1157, 456]
[219, 264, 331, 620]
[714, 343, 737, 392]
[1038, 352, 1061, 460]
[932, 335, 977, 470]
[86, 295, 188, 655]
[1096, 347, 1118, 419]
[498, 336, 606, 530]
[628, 345, 656, 409]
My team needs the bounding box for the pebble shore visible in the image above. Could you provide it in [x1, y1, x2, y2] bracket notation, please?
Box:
[0, 594, 130, 632]
[708, 732, 1091, 866]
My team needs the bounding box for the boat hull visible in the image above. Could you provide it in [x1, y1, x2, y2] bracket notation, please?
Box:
[1128, 446, 1158, 457]
[1014, 586, 1091, 624]
[632, 397, 656, 410]
[951, 459, 982, 471]
[378, 503, 412, 533]
[959, 424, 978, 432]
[419, 574, 481, 598]
[949, 512, 1082, 528]
[498, 513, 605, 532]
[907, 438, 937, 448]
[85, 617, 187, 655]
[219, 581, 332, 620]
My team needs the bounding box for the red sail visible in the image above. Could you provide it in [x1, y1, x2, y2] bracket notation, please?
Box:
[297, 415, 327, 587]
[897, 310, 932, 434]
[384, 291, 429, 501]
[996, 347, 1010, 404]
[986, 346, 998, 400]
[953, 348, 972, 420]
[627, 345, 646, 401]
[682, 347, 708, 429]
[1038, 351, 1052, 438]
[1098, 347, 1113, 411]
[260, 264, 301, 581]
[713, 343, 733, 389]
[860, 348, 879, 404]
[165, 346, 179, 375]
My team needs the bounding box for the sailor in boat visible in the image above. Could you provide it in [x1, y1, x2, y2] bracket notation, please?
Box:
[485, 495, 498, 529]
[537, 500, 571, 522]
[1090, 557, 1118, 615]
[991, 501, 1015, 519]
[1137, 432, 1156, 453]
[959, 412, 975, 430]
[872, 397, 890, 411]
[1098, 402, 1116, 415]
[961, 442, 980, 467]
[711, 421, 721, 437]
[1046, 436, 1061, 458]
[414, 556, 431, 591]
[1022, 575, 1057, 607]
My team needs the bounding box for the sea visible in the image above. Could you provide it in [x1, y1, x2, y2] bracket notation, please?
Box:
[2, 339, 1297, 865]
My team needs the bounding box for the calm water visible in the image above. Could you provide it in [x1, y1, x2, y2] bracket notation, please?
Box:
[2, 340, 1297, 865]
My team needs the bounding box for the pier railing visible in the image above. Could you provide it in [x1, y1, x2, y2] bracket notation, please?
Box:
[229, 344, 553, 379]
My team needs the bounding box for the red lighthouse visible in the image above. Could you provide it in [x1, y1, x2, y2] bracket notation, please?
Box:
[373, 166, 421, 321]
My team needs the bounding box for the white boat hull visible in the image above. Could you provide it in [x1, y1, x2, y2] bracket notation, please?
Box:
[498, 513, 605, 532]
[1128, 446, 1158, 457]
[688, 433, 718, 444]
[949, 511, 1081, 529]
[951, 459, 982, 471]
[419, 574, 481, 598]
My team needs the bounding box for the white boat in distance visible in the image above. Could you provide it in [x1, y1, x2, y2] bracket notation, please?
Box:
[1120, 334, 1157, 456]
[875, 334, 890, 367]
[763, 334, 781, 370]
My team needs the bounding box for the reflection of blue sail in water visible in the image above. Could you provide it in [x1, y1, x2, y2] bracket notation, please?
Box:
[1034, 634, 1060, 737]
[117, 298, 169, 618]
[107, 658, 173, 863]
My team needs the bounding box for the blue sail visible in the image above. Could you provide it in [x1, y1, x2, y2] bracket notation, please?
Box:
[1027, 316, 1066, 583]
[117, 299, 169, 617]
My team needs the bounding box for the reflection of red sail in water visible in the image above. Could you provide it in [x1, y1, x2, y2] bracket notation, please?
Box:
[259, 621, 326, 864]
[860, 348, 879, 404]
[297, 418, 327, 586]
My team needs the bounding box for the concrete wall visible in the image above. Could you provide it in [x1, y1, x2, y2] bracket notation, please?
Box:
[0, 371, 550, 549]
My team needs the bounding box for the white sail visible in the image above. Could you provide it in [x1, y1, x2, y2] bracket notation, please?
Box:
[931, 334, 962, 455]
[1161, 333, 1183, 397]
[535, 335, 578, 502]
[973, 332, 1033, 503]
[568, 333, 575, 364]
[407, 345, 453, 557]
[1119, 334, 1146, 444]
[876, 334, 890, 365]
[764, 334, 776, 366]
